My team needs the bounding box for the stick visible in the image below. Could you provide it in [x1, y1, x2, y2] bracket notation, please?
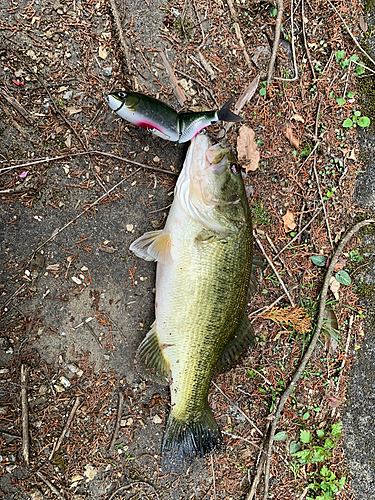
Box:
[301, 0, 316, 80]
[0, 150, 178, 176]
[226, 0, 251, 69]
[36, 472, 65, 500]
[108, 481, 160, 500]
[253, 232, 295, 307]
[21, 364, 30, 466]
[275, 0, 298, 82]
[49, 397, 80, 460]
[312, 99, 333, 248]
[160, 51, 186, 107]
[31, 168, 142, 257]
[212, 381, 263, 436]
[108, 0, 138, 90]
[0, 88, 34, 124]
[108, 391, 125, 457]
[266, 0, 284, 87]
[210, 455, 217, 500]
[261, 219, 375, 500]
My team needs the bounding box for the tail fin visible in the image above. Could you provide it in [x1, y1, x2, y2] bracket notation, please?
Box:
[161, 406, 223, 472]
[217, 99, 243, 123]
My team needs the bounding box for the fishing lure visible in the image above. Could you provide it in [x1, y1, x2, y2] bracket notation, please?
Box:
[106, 91, 242, 143]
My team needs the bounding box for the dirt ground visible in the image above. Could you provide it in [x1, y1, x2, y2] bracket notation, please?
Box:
[1, 0, 374, 499]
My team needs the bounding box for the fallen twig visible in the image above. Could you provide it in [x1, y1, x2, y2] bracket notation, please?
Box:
[0, 150, 178, 176]
[36, 472, 65, 500]
[225, 0, 251, 69]
[275, 0, 298, 82]
[160, 51, 186, 107]
[31, 168, 142, 257]
[108, 0, 138, 90]
[212, 381, 263, 436]
[21, 364, 30, 466]
[210, 455, 217, 500]
[108, 391, 125, 457]
[108, 481, 160, 500]
[253, 232, 295, 307]
[301, 0, 316, 80]
[49, 397, 80, 460]
[261, 218, 375, 500]
[312, 98, 333, 248]
[0, 88, 34, 124]
[266, 0, 284, 87]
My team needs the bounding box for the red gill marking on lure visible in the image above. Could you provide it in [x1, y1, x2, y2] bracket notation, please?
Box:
[136, 120, 165, 133]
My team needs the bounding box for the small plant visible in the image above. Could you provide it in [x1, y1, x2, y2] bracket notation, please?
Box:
[259, 81, 267, 97]
[251, 200, 271, 226]
[349, 249, 363, 263]
[290, 422, 346, 499]
[343, 110, 371, 129]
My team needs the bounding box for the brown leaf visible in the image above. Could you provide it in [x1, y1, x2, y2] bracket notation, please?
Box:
[359, 14, 368, 32]
[284, 127, 300, 149]
[322, 306, 339, 355]
[236, 125, 260, 172]
[291, 113, 305, 123]
[282, 210, 296, 232]
[329, 276, 340, 300]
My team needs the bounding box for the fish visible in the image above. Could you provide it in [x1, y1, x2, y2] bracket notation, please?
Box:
[106, 91, 242, 143]
[129, 132, 255, 471]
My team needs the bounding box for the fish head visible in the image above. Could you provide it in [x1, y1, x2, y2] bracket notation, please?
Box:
[176, 133, 249, 233]
[106, 91, 140, 113]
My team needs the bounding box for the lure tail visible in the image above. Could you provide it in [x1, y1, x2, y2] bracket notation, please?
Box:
[161, 405, 223, 472]
[217, 98, 243, 123]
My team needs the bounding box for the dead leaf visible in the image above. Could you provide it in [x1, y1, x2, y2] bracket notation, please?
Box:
[67, 106, 82, 115]
[282, 210, 296, 232]
[291, 113, 305, 123]
[322, 306, 339, 355]
[334, 258, 347, 273]
[236, 126, 260, 172]
[284, 127, 300, 149]
[98, 245, 117, 253]
[329, 276, 340, 300]
[98, 45, 108, 60]
[326, 394, 340, 408]
[359, 14, 368, 32]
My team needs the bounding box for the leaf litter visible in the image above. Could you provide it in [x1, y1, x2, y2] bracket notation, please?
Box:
[0, 0, 369, 498]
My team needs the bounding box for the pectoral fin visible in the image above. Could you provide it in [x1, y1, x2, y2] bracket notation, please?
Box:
[129, 230, 172, 264]
[215, 313, 256, 374]
[136, 322, 171, 385]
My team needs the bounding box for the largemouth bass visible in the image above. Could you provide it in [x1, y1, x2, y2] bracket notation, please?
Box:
[106, 91, 242, 143]
[130, 133, 254, 470]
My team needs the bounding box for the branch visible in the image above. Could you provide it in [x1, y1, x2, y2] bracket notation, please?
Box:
[261, 218, 375, 499]
[266, 0, 284, 87]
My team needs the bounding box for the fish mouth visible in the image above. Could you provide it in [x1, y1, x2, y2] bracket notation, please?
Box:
[106, 93, 126, 113]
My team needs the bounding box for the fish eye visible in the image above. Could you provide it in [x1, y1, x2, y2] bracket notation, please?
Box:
[118, 91, 127, 98]
[230, 162, 240, 174]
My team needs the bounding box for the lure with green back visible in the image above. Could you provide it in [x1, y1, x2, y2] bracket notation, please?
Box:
[106, 91, 242, 143]
[129, 133, 255, 471]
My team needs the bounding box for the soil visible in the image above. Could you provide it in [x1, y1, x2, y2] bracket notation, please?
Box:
[1, 0, 374, 499]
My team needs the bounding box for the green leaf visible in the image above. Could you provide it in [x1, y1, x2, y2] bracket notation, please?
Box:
[289, 440, 301, 454]
[358, 116, 371, 127]
[331, 422, 342, 437]
[347, 91, 354, 98]
[355, 64, 365, 75]
[300, 429, 313, 444]
[335, 270, 352, 286]
[336, 97, 346, 105]
[320, 465, 330, 477]
[350, 54, 359, 62]
[311, 446, 325, 463]
[335, 50, 345, 62]
[311, 255, 327, 267]
[340, 59, 349, 69]
[324, 437, 335, 449]
[270, 7, 278, 17]
[316, 429, 325, 438]
[259, 87, 266, 97]
[293, 449, 311, 464]
[302, 411, 310, 420]
[342, 117, 353, 128]
[354, 110, 361, 116]
[339, 476, 346, 488]
[274, 431, 288, 441]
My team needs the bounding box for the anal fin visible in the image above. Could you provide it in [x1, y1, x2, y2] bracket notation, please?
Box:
[215, 313, 256, 374]
[136, 322, 170, 385]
